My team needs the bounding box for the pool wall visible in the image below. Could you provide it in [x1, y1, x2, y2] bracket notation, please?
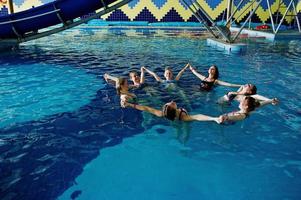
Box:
[0, 0, 300, 24]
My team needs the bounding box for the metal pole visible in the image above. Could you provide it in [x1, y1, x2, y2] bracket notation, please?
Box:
[292, 1, 301, 32]
[230, 0, 257, 26]
[8, 0, 14, 14]
[275, 0, 294, 33]
[226, 0, 247, 25]
[232, 0, 263, 42]
[193, 0, 232, 41]
[181, 0, 219, 38]
[267, 0, 276, 33]
[194, 0, 216, 24]
[227, 0, 233, 23]
[248, 3, 253, 29]
[275, 0, 281, 26]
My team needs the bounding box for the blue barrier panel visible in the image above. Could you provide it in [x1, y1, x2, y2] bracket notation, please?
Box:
[0, 0, 117, 39]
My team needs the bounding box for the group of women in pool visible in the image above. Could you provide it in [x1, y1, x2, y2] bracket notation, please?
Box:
[103, 63, 279, 124]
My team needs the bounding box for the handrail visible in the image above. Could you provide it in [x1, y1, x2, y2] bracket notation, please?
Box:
[0, 9, 60, 25]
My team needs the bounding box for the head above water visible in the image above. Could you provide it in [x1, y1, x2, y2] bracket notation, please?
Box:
[129, 71, 140, 84]
[239, 96, 260, 112]
[164, 67, 173, 81]
[242, 84, 257, 95]
[162, 101, 177, 121]
[116, 77, 128, 95]
[208, 65, 219, 80]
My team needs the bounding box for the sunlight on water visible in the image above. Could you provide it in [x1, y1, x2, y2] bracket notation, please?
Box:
[0, 63, 103, 128]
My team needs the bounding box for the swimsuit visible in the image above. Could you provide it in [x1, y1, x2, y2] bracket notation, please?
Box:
[162, 80, 177, 83]
[227, 92, 237, 101]
[178, 108, 188, 121]
[200, 79, 215, 91]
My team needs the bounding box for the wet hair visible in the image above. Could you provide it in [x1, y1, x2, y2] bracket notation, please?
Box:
[116, 77, 127, 95]
[165, 67, 172, 72]
[248, 84, 257, 95]
[244, 96, 260, 112]
[210, 65, 219, 80]
[129, 71, 138, 78]
[162, 104, 177, 121]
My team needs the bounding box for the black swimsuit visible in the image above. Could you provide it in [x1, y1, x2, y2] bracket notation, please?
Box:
[227, 92, 237, 101]
[200, 79, 215, 91]
[178, 108, 188, 121]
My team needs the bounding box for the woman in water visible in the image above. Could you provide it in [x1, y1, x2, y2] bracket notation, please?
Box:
[121, 95, 279, 124]
[120, 98, 221, 123]
[218, 84, 277, 104]
[188, 64, 242, 91]
[128, 66, 146, 88]
[142, 63, 189, 83]
[104, 66, 146, 89]
[103, 74, 136, 100]
[218, 96, 279, 123]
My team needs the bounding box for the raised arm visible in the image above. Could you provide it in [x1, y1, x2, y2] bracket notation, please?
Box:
[175, 63, 189, 81]
[142, 66, 162, 82]
[258, 98, 279, 107]
[251, 94, 273, 101]
[121, 101, 163, 117]
[104, 73, 119, 86]
[215, 79, 242, 88]
[140, 66, 146, 84]
[189, 64, 207, 81]
[182, 113, 221, 124]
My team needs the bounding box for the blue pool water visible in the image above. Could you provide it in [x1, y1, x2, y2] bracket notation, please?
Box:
[0, 28, 301, 200]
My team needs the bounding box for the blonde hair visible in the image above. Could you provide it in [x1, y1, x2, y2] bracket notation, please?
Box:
[165, 67, 172, 72]
[116, 78, 127, 95]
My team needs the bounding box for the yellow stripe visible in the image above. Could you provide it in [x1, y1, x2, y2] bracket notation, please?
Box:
[1, 0, 299, 23]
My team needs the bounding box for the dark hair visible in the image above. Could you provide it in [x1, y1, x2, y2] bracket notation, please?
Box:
[162, 104, 176, 121]
[245, 96, 260, 112]
[211, 65, 219, 80]
[249, 84, 257, 95]
[116, 78, 127, 95]
[129, 71, 138, 77]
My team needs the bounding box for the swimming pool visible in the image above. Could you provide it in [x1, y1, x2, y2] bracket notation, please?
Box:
[0, 27, 301, 200]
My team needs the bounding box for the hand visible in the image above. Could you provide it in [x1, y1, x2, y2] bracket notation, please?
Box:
[227, 91, 237, 100]
[272, 98, 279, 105]
[120, 97, 129, 108]
[214, 117, 223, 124]
[189, 66, 195, 71]
[120, 99, 126, 108]
[103, 73, 109, 82]
[218, 115, 228, 124]
[184, 63, 189, 69]
[141, 66, 146, 71]
[120, 94, 130, 102]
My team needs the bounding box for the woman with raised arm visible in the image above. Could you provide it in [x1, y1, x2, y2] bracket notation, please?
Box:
[218, 96, 279, 123]
[104, 66, 146, 89]
[120, 99, 221, 124]
[128, 66, 146, 88]
[189, 64, 242, 91]
[142, 63, 189, 83]
[103, 74, 136, 100]
[218, 84, 277, 105]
